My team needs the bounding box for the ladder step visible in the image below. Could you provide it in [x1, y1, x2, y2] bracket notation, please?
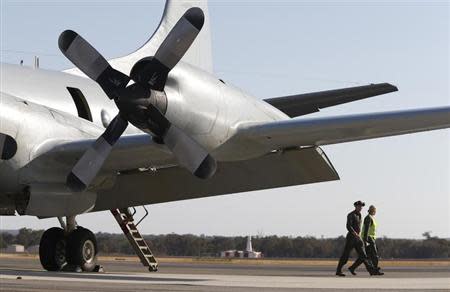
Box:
[131, 230, 141, 236]
[133, 235, 144, 241]
[137, 241, 147, 247]
[141, 249, 151, 255]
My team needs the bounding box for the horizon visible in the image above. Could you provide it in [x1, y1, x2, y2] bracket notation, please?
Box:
[0, 228, 447, 240]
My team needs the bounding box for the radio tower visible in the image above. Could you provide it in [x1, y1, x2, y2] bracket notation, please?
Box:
[245, 236, 253, 252]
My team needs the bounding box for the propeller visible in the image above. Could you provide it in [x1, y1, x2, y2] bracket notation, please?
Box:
[59, 7, 217, 192]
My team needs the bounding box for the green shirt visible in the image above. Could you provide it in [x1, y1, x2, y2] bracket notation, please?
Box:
[361, 214, 377, 242]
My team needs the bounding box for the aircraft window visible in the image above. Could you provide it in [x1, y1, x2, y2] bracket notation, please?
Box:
[67, 87, 93, 122]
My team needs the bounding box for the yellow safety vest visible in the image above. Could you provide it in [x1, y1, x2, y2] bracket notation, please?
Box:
[362, 215, 377, 239]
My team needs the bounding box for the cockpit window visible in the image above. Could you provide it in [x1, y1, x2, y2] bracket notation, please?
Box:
[67, 87, 93, 122]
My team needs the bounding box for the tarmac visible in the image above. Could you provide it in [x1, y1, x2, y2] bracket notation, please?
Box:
[0, 255, 449, 291]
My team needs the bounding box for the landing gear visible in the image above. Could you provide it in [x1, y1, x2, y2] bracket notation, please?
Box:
[39, 227, 66, 271]
[39, 217, 99, 272]
[66, 227, 98, 272]
[39, 208, 156, 273]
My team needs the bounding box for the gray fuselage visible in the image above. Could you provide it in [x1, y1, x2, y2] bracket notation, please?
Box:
[0, 62, 288, 197]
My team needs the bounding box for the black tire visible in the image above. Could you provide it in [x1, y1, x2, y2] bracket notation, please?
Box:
[66, 227, 98, 272]
[39, 227, 66, 271]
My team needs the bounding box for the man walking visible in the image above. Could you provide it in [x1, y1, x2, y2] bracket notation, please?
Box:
[336, 201, 376, 276]
[349, 205, 384, 275]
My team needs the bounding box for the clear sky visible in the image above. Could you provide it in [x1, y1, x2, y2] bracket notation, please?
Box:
[0, 0, 449, 239]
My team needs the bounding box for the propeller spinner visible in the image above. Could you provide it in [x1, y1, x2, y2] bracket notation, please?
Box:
[59, 7, 217, 192]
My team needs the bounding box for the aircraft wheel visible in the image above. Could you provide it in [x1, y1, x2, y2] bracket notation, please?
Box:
[66, 227, 98, 272]
[39, 227, 67, 271]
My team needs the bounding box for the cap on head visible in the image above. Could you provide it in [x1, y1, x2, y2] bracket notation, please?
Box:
[354, 200, 365, 207]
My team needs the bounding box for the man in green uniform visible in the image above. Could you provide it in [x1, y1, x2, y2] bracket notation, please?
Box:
[349, 205, 384, 275]
[336, 201, 377, 276]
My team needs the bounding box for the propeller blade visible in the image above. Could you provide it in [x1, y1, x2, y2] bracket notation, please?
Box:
[67, 115, 128, 192]
[145, 105, 216, 179]
[156, 7, 204, 69]
[58, 30, 130, 99]
[130, 7, 205, 89]
[164, 125, 217, 179]
[0, 133, 17, 160]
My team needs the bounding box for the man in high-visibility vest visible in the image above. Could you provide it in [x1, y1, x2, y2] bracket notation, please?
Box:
[348, 205, 384, 275]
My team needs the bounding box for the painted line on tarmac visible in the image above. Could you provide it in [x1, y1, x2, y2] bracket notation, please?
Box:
[0, 271, 449, 289]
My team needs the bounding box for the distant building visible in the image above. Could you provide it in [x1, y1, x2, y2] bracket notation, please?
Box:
[26, 245, 40, 254]
[220, 250, 244, 258]
[220, 236, 262, 258]
[5, 244, 25, 253]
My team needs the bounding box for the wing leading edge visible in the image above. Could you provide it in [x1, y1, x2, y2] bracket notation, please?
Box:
[219, 107, 450, 158]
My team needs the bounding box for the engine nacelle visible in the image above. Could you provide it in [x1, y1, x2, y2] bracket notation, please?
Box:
[19, 184, 96, 217]
[164, 62, 287, 159]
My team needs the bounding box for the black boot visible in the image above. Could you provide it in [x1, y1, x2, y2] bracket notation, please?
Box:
[373, 269, 384, 276]
[336, 271, 346, 277]
[348, 266, 357, 275]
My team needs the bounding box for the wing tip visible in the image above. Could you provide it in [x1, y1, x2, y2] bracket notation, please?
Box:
[380, 82, 399, 93]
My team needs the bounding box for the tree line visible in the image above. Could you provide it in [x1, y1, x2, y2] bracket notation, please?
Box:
[1, 228, 448, 259]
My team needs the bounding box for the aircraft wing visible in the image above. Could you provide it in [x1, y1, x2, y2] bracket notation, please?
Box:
[30, 134, 176, 176]
[27, 136, 339, 215]
[26, 106, 448, 215]
[264, 83, 398, 117]
[32, 106, 449, 186]
[219, 107, 450, 156]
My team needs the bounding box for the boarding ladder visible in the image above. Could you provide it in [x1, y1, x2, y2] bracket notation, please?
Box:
[110, 207, 158, 271]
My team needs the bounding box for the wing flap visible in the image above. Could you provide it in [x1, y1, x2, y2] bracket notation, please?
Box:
[265, 83, 398, 117]
[93, 147, 339, 211]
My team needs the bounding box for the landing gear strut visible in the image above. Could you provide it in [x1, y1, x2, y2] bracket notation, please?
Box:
[39, 216, 99, 272]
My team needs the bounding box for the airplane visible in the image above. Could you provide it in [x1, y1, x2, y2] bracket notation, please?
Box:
[1, 0, 449, 272]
